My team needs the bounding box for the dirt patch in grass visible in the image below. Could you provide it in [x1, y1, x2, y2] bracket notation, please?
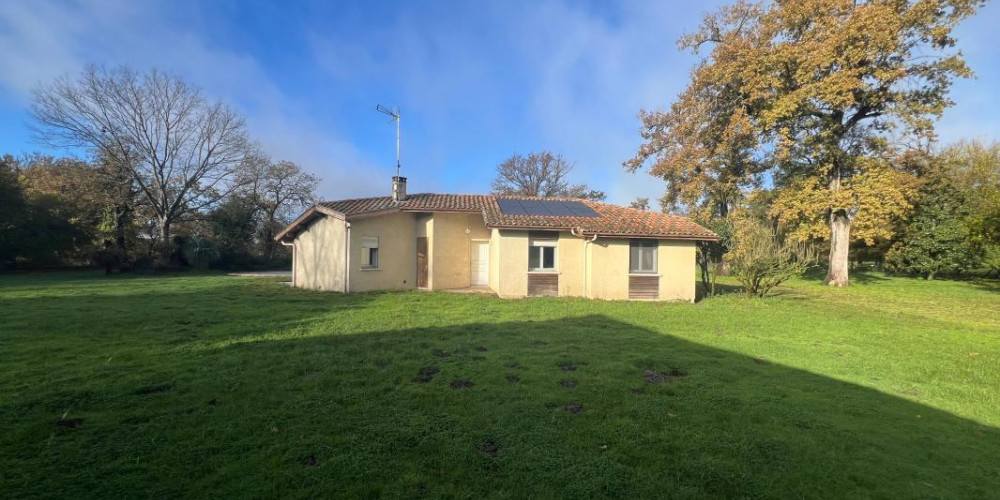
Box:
[630, 387, 646, 395]
[134, 383, 172, 395]
[432, 349, 451, 358]
[474, 346, 488, 352]
[558, 361, 581, 371]
[559, 379, 578, 388]
[644, 369, 688, 384]
[477, 440, 500, 457]
[56, 418, 83, 429]
[413, 366, 440, 384]
[450, 379, 475, 390]
[302, 454, 319, 467]
[562, 403, 584, 414]
[505, 361, 521, 369]
[505, 374, 520, 384]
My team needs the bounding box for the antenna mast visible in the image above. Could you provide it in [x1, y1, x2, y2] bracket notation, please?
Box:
[376, 104, 401, 178]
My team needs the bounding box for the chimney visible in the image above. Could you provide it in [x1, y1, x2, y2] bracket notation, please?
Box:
[392, 176, 407, 202]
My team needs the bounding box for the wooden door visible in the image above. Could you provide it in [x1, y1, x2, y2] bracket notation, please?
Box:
[416, 237, 428, 288]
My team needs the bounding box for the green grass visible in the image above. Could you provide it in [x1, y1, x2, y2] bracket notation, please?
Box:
[1, 271, 998, 498]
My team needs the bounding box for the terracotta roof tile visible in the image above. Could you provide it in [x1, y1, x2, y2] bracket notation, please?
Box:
[311, 193, 716, 240]
[318, 193, 489, 216]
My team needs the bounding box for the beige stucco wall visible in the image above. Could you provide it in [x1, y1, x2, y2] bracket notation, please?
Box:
[291, 209, 697, 301]
[496, 230, 529, 298]
[557, 234, 586, 297]
[430, 213, 490, 290]
[658, 240, 696, 302]
[292, 215, 347, 292]
[349, 212, 417, 292]
[488, 228, 501, 292]
[587, 238, 631, 300]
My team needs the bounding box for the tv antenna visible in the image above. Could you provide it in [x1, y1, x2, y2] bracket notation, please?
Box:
[376, 104, 401, 178]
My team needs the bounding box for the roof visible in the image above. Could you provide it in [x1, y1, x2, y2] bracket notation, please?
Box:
[276, 193, 717, 241]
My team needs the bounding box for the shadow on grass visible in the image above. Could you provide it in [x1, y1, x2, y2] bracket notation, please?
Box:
[3, 287, 997, 498]
[696, 281, 744, 301]
[964, 277, 1000, 294]
[801, 268, 893, 285]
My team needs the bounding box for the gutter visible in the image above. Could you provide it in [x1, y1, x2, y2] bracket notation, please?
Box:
[570, 227, 599, 299]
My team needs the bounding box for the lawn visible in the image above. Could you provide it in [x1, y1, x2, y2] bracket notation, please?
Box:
[1, 271, 998, 498]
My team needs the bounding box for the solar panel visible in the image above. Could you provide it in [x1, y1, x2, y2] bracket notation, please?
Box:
[564, 201, 600, 217]
[497, 199, 527, 215]
[496, 199, 600, 218]
[520, 200, 552, 215]
[547, 203, 574, 216]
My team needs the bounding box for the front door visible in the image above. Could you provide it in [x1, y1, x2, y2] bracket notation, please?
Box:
[416, 237, 428, 288]
[471, 241, 489, 286]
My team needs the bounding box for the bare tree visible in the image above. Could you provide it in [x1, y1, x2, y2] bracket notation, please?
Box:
[30, 65, 252, 246]
[492, 152, 602, 200]
[238, 155, 319, 261]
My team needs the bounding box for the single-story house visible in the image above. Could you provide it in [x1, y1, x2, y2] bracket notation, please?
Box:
[275, 177, 718, 301]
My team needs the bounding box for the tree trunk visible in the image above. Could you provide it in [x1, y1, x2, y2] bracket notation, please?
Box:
[113, 204, 130, 260]
[159, 218, 171, 245]
[825, 209, 851, 287]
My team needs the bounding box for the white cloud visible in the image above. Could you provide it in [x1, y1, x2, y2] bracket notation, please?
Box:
[307, 1, 719, 205]
[0, 0, 384, 199]
[3, 0, 996, 207]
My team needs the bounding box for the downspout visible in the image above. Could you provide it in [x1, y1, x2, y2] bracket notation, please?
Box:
[344, 221, 351, 293]
[571, 227, 598, 299]
[280, 240, 295, 287]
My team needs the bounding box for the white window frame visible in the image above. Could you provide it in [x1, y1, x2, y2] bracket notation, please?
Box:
[361, 236, 379, 270]
[528, 237, 557, 272]
[629, 239, 658, 274]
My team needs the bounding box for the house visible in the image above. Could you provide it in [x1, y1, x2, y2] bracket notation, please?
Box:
[275, 177, 718, 301]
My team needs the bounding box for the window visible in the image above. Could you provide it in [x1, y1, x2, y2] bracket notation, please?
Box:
[528, 235, 557, 271]
[361, 236, 379, 269]
[630, 239, 657, 274]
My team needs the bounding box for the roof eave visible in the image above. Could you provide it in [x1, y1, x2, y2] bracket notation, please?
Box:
[274, 205, 346, 242]
[486, 224, 719, 241]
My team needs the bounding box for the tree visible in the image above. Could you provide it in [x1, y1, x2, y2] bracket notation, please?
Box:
[19, 154, 104, 258]
[0, 155, 29, 267]
[625, 2, 764, 221]
[237, 156, 319, 261]
[0, 155, 87, 268]
[695, 216, 732, 297]
[939, 140, 1000, 250]
[886, 173, 978, 279]
[492, 152, 601, 200]
[30, 65, 253, 250]
[209, 195, 259, 265]
[93, 152, 142, 262]
[726, 214, 816, 297]
[629, 197, 651, 211]
[653, 0, 983, 286]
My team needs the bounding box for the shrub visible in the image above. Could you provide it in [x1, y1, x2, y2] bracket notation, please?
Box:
[726, 216, 816, 297]
[182, 236, 220, 269]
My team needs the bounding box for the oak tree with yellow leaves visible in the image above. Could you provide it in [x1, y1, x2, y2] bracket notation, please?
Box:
[629, 0, 984, 286]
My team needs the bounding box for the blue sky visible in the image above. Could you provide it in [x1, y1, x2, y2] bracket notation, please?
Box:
[1, 0, 998, 205]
